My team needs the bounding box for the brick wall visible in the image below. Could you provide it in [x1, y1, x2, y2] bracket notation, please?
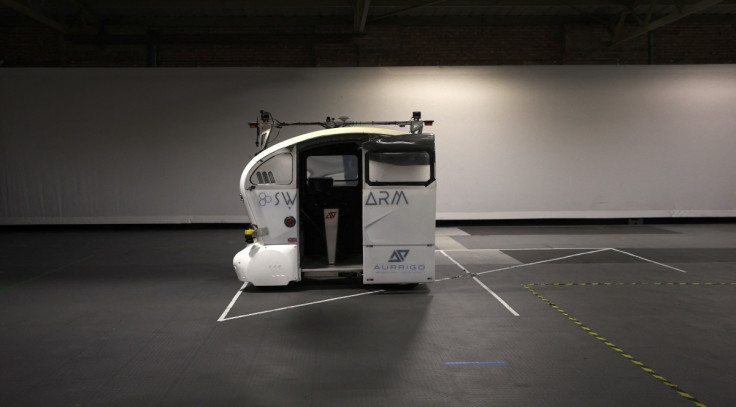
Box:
[1, 21, 735, 67]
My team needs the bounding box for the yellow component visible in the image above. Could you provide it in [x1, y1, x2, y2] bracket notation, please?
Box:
[245, 229, 254, 236]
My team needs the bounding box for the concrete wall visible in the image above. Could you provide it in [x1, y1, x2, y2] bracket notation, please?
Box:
[2, 65, 735, 224]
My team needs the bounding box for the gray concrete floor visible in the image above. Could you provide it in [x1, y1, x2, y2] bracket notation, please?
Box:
[1, 223, 735, 406]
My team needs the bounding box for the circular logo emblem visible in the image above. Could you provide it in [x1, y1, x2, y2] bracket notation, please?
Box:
[258, 192, 273, 207]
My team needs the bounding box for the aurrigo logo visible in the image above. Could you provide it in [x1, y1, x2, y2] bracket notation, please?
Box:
[325, 211, 337, 219]
[375, 249, 424, 272]
[388, 250, 409, 262]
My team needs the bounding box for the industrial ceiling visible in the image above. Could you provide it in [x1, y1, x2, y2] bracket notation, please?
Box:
[2, 1, 735, 45]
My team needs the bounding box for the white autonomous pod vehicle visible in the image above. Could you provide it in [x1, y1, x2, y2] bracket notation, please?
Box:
[233, 111, 436, 287]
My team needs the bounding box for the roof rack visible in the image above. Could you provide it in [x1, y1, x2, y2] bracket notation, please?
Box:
[249, 110, 434, 150]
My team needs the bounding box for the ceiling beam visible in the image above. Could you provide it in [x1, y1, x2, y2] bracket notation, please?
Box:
[612, 8, 630, 40]
[611, 0, 724, 45]
[561, 0, 611, 26]
[354, 0, 370, 33]
[369, 0, 447, 23]
[0, 0, 65, 32]
[69, 0, 101, 29]
[66, 32, 363, 45]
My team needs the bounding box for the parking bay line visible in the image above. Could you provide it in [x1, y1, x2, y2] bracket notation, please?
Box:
[219, 247, 688, 321]
[218, 284, 385, 322]
[439, 250, 520, 317]
[475, 248, 613, 276]
[610, 248, 688, 273]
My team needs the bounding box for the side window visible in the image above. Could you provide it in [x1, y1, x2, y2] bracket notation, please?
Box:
[366, 151, 433, 185]
[306, 155, 359, 187]
[249, 152, 293, 185]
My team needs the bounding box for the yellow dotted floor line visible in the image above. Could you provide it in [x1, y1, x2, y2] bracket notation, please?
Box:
[521, 283, 716, 407]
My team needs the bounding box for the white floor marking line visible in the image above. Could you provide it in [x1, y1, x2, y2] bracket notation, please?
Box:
[472, 276, 520, 317]
[219, 289, 384, 322]
[218, 282, 249, 322]
[437, 248, 609, 252]
[438, 249, 469, 273]
[475, 248, 613, 275]
[610, 248, 688, 273]
[220, 248, 687, 322]
[439, 250, 520, 317]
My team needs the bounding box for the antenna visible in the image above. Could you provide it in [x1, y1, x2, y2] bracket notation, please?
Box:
[249, 110, 273, 149]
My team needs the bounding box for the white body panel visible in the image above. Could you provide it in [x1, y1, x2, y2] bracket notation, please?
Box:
[233, 243, 299, 286]
[243, 188, 298, 245]
[362, 186, 436, 284]
[363, 245, 435, 284]
[363, 188, 436, 246]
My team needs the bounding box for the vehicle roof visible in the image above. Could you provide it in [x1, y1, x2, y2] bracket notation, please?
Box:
[248, 126, 410, 165]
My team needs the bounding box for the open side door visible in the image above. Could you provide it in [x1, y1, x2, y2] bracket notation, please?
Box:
[362, 134, 436, 284]
[236, 147, 299, 286]
[243, 147, 299, 245]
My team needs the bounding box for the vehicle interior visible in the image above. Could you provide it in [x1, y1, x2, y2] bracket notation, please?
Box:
[298, 140, 364, 273]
